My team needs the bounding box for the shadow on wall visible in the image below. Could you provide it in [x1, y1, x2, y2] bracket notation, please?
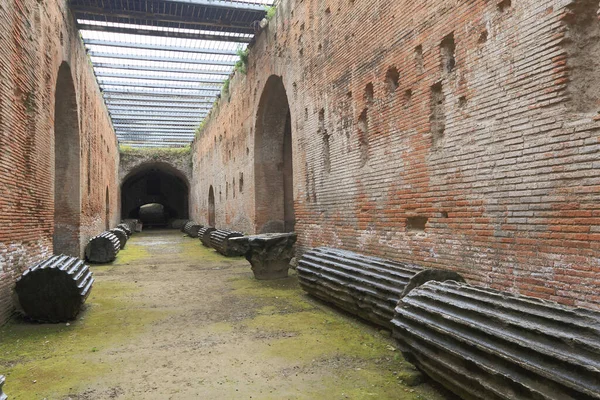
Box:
[254, 75, 295, 234]
[121, 162, 189, 228]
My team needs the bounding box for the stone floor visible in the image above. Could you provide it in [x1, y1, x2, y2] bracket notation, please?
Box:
[0, 230, 451, 399]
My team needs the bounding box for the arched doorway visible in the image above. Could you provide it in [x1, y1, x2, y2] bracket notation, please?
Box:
[121, 162, 189, 228]
[105, 187, 110, 230]
[254, 75, 295, 233]
[208, 185, 215, 227]
[53, 62, 81, 256]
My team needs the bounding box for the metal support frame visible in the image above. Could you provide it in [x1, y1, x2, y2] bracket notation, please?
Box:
[111, 113, 205, 119]
[99, 81, 221, 91]
[96, 71, 224, 84]
[79, 24, 252, 43]
[101, 87, 219, 96]
[84, 39, 239, 56]
[89, 50, 236, 66]
[104, 94, 216, 102]
[94, 62, 230, 76]
[106, 103, 213, 110]
[115, 125, 197, 131]
[71, 0, 272, 147]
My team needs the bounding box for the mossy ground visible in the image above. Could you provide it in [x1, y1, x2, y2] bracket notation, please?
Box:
[0, 230, 449, 399]
[0, 282, 163, 399]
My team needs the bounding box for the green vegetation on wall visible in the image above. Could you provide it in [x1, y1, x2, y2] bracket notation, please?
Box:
[119, 145, 191, 156]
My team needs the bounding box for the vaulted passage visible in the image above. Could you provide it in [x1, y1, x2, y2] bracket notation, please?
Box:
[254, 75, 295, 233]
[4, 0, 600, 398]
[208, 185, 216, 227]
[53, 62, 81, 257]
[121, 163, 189, 227]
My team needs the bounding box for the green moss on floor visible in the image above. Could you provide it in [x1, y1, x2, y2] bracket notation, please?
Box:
[113, 242, 150, 265]
[247, 310, 391, 362]
[229, 269, 437, 400]
[179, 236, 244, 263]
[0, 281, 164, 399]
[0, 231, 446, 399]
[306, 367, 433, 400]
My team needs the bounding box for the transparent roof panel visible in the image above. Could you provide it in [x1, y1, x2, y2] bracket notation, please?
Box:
[71, 0, 275, 147]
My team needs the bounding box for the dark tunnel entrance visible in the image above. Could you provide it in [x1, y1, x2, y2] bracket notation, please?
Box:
[121, 163, 189, 228]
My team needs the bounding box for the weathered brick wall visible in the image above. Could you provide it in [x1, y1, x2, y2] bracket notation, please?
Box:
[192, 0, 600, 309]
[0, 0, 120, 324]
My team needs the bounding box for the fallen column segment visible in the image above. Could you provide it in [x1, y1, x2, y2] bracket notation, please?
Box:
[85, 232, 121, 263]
[117, 223, 132, 237]
[109, 227, 128, 249]
[183, 221, 203, 238]
[392, 280, 600, 400]
[15, 255, 94, 322]
[297, 247, 463, 328]
[210, 229, 245, 256]
[230, 233, 297, 280]
[198, 226, 217, 247]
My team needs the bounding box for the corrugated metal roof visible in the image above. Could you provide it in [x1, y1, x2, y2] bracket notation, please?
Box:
[70, 0, 274, 147]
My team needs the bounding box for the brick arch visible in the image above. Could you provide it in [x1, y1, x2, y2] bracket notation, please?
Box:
[53, 61, 81, 256]
[254, 75, 295, 233]
[121, 162, 190, 225]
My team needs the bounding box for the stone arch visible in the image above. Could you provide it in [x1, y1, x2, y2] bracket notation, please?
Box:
[53, 61, 81, 256]
[208, 185, 216, 227]
[120, 162, 189, 226]
[254, 75, 295, 233]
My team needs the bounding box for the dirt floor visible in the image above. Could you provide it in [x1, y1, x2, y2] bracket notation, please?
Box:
[0, 230, 452, 399]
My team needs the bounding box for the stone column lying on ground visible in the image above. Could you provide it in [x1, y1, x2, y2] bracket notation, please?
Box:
[392, 280, 600, 400]
[297, 247, 464, 328]
[109, 227, 128, 249]
[230, 233, 297, 280]
[15, 255, 94, 322]
[209, 229, 245, 256]
[183, 221, 203, 238]
[85, 231, 120, 263]
[122, 219, 142, 232]
[117, 223, 132, 237]
[179, 220, 191, 233]
[198, 226, 216, 247]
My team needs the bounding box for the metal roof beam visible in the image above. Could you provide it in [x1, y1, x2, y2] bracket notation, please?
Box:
[108, 104, 211, 111]
[94, 62, 230, 76]
[113, 117, 203, 123]
[150, 0, 268, 12]
[101, 87, 219, 96]
[115, 123, 198, 128]
[78, 24, 252, 43]
[110, 109, 207, 115]
[89, 50, 236, 66]
[106, 102, 213, 109]
[71, 0, 267, 14]
[97, 72, 223, 84]
[117, 133, 196, 137]
[118, 134, 196, 139]
[99, 80, 220, 90]
[118, 135, 196, 139]
[74, 11, 256, 35]
[104, 93, 216, 102]
[111, 115, 205, 121]
[114, 122, 200, 127]
[119, 142, 194, 146]
[84, 39, 239, 56]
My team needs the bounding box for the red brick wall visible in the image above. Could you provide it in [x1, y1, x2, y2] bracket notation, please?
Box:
[0, 0, 120, 324]
[192, 0, 600, 310]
